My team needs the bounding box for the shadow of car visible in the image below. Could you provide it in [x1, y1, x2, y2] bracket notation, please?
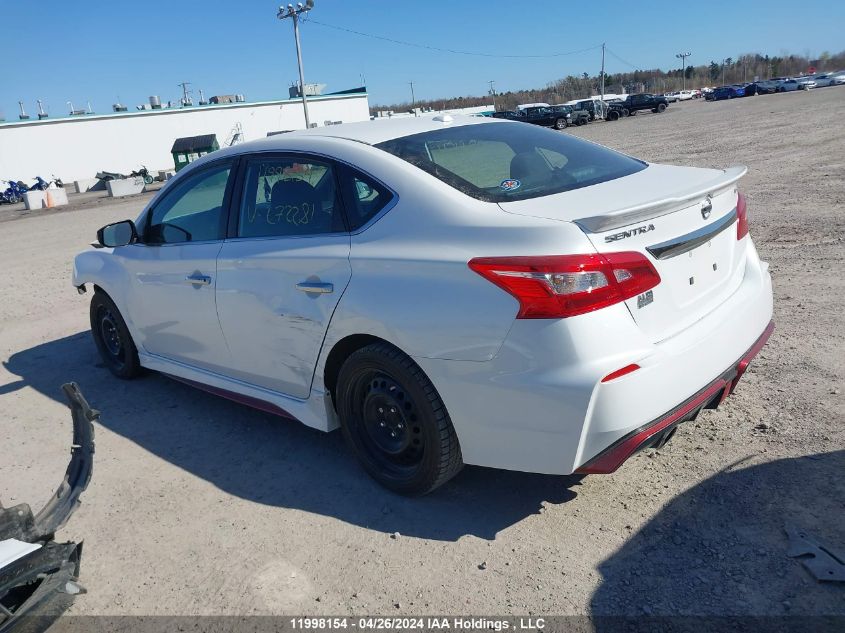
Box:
[3, 332, 582, 542]
[591, 451, 845, 626]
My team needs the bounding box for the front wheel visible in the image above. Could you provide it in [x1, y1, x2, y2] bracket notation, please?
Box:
[657, 103, 667, 112]
[90, 292, 141, 379]
[607, 110, 620, 121]
[337, 342, 463, 495]
[554, 117, 567, 130]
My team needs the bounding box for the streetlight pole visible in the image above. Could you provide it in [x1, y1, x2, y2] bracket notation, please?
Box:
[278, 1, 314, 129]
[676, 52, 691, 91]
[409, 81, 416, 116]
[600, 43, 606, 117]
[488, 80, 496, 111]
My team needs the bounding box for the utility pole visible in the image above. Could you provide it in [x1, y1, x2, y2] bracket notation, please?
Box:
[409, 81, 416, 116]
[600, 43, 606, 116]
[278, 0, 315, 129]
[676, 52, 691, 90]
[488, 80, 496, 110]
[177, 81, 192, 106]
[722, 59, 726, 85]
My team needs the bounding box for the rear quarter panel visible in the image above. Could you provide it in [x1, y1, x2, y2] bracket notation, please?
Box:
[316, 143, 600, 363]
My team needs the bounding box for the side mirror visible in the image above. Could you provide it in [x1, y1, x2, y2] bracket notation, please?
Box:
[97, 220, 137, 248]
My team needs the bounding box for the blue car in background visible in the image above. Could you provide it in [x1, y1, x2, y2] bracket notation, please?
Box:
[711, 86, 739, 100]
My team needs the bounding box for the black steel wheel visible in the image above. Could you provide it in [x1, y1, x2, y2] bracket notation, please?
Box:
[90, 292, 141, 379]
[337, 342, 463, 495]
[608, 110, 620, 121]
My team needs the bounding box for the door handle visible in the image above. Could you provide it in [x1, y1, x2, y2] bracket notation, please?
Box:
[296, 282, 333, 294]
[185, 274, 212, 286]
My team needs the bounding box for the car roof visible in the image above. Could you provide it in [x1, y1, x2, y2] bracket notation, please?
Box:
[276, 114, 502, 146]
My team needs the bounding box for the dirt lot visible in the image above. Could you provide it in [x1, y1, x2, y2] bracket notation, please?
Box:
[1, 88, 843, 620]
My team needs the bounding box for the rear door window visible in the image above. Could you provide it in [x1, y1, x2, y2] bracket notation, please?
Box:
[237, 156, 345, 238]
[339, 167, 394, 231]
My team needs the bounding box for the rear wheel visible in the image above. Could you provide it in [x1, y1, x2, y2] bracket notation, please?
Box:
[90, 292, 141, 379]
[337, 342, 463, 495]
[608, 110, 620, 121]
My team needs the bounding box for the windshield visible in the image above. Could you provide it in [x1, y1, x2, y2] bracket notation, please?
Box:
[375, 122, 646, 202]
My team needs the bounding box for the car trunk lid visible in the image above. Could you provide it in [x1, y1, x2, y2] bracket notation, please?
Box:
[498, 164, 748, 342]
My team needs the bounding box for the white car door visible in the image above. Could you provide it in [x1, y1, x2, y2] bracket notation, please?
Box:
[120, 159, 235, 373]
[215, 154, 388, 399]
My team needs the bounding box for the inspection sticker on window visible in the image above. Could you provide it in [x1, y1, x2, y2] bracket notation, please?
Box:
[499, 178, 521, 191]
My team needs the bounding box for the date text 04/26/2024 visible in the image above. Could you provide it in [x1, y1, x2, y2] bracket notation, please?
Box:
[289, 617, 546, 631]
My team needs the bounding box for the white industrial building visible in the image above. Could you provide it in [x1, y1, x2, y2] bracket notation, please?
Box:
[0, 91, 371, 184]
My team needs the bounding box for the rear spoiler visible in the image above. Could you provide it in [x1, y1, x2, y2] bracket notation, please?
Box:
[575, 165, 747, 233]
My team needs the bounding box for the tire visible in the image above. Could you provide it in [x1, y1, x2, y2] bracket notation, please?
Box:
[607, 110, 620, 121]
[621, 108, 629, 117]
[554, 117, 567, 130]
[144, 175, 154, 185]
[337, 342, 463, 495]
[90, 292, 141, 379]
[657, 103, 667, 112]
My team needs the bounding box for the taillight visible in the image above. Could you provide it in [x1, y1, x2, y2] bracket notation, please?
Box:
[736, 191, 749, 240]
[468, 252, 661, 319]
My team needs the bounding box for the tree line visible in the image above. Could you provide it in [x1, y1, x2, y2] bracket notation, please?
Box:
[370, 49, 845, 114]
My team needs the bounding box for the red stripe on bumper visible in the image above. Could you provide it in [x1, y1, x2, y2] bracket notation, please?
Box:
[576, 319, 774, 475]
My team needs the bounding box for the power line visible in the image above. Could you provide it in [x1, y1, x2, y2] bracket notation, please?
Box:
[605, 48, 639, 70]
[306, 18, 601, 59]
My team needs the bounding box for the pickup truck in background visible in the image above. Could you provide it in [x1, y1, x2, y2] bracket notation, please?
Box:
[492, 105, 589, 129]
[606, 93, 669, 120]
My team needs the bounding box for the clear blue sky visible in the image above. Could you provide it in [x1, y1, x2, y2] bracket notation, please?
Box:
[1, 0, 842, 119]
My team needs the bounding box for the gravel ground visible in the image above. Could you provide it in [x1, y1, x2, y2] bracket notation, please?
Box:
[1, 88, 843, 620]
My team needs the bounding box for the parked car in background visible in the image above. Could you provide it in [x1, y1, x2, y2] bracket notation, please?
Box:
[711, 86, 739, 100]
[553, 105, 591, 126]
[830, 72, 845, 85]
[492, 106, 586, 129]
[740, 83, 757, 97]
[677, 90, 695, 101]
[753, 80, 780, 94]
[663, 92, 680, 103]
[573, 99, 599, 121]
[777, 79, 805, 92]
[74, 115, 773, 494]
[795, 77, 817, 89]
[617, 93, 669, 116]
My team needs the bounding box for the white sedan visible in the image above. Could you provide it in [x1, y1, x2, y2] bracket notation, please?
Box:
[73, 115, 774, 494]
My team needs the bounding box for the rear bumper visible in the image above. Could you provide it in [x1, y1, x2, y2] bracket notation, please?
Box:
[415, 239, 773, 476]
[576, 320, 774, 474]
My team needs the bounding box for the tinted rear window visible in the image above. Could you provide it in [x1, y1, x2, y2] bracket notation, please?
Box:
[375, 122, 646, 202]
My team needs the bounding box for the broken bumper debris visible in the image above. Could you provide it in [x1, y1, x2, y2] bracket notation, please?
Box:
[0, 383, 96, 632]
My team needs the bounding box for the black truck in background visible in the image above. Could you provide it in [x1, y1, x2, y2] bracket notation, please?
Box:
[492, 105, 590, 129]
[606, 93, 669, 121]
